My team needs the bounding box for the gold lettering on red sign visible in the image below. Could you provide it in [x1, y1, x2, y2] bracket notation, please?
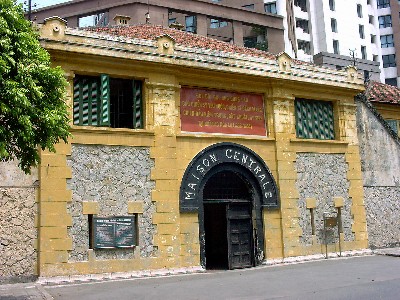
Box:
[180, 88, 266, 136]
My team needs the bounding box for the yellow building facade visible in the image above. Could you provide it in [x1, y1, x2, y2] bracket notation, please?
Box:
[34, 17, 368, 278]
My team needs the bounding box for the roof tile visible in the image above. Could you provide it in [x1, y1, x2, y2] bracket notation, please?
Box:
[365, 81, 400, 105]
[83, 24, 278, 60]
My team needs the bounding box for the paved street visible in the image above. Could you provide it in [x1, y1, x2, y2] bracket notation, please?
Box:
[43, 255, 400, 300]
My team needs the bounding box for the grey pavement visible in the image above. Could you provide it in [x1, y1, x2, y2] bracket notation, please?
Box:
[1, 248, 399, 300]
[0, 283, 52, 300]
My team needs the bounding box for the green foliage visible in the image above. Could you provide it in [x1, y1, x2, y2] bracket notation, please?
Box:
[0, 0, 70, 173]
[255, 41, 268, 52]
[251, 25, 266, 36]
[249, 26, 268, 52]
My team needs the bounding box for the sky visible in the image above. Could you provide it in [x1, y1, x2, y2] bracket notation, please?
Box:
[16, 0, 71, 10]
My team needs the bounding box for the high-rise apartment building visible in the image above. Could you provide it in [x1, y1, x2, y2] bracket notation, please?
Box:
[265, 0, 382, 82]
[374, 0, 400, 86]
[264, 0, 400, 86]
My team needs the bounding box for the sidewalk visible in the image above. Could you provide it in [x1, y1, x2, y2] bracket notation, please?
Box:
[1, 248, 399, 300]
[0, 282, 53, 300]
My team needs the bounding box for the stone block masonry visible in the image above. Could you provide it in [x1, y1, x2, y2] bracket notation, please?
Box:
[0, 161, 38, 283]
[364, 187, 400, 249]
[296, 153, 354, 245]
[67, 144, 155, 262]
[356, 100, 400, 249]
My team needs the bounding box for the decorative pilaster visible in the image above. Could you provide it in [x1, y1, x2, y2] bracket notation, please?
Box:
[38, 142, 73, 276]
[146, 82, 183, 269]
[270, 86, 300, 258]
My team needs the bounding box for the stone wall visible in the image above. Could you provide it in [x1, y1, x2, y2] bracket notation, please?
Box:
[364, 187, 400, 248]
[356, 99, 400, 249]
[0, 161, 38, 284]
[67, 144, 155, 262]
[295, 153, 354, 245]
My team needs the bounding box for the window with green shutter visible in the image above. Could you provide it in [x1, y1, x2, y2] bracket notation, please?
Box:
[386, 119, 399, 135]
[295, 98, 335, 140]
[73, 74, 143, 129]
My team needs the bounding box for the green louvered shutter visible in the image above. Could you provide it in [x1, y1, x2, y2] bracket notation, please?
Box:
[295, 99, 335, 140]
[132, 80, 143, 129]
[73, 79, 80, 125]
[73, 76, 100, 126]
[100, 74, 110, 126]
[295, 99, 312, 139]
[386, 119, 399, 135]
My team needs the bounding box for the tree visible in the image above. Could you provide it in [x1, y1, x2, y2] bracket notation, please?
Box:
[251, 26, 268, 52]
[0, 0, 70, 174]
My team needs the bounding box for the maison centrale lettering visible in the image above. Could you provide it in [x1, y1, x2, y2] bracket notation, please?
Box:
[180, 143, 279, 211]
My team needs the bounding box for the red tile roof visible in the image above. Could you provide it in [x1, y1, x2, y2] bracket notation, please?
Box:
[83, 24, 277, 60]
[365, 80, 400, 105]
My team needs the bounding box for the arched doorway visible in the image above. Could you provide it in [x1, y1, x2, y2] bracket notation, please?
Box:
[179, 142, 280, 269]
[203, 170, 254, 269]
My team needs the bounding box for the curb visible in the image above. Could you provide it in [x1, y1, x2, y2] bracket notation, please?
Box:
[373, 248, 400, 257]
[37, 266, 205, 286]
[263, 248, 373, 266]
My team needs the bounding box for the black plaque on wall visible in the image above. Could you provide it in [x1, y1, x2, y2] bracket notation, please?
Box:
[93, 216, 136, 249]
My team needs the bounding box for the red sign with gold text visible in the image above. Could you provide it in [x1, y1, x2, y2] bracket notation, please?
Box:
[180, 88, 266, 136]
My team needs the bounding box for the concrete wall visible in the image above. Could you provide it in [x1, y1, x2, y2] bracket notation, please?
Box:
[356, 97, 400, 249]
[313, 52, 381, 82]
[0, 161, 38, 283]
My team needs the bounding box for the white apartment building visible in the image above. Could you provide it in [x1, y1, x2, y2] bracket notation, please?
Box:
[265, 0, 383, 82]
[374, 0, 400, 86]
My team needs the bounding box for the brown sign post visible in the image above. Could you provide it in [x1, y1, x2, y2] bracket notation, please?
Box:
[323, 213, 342, 259]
